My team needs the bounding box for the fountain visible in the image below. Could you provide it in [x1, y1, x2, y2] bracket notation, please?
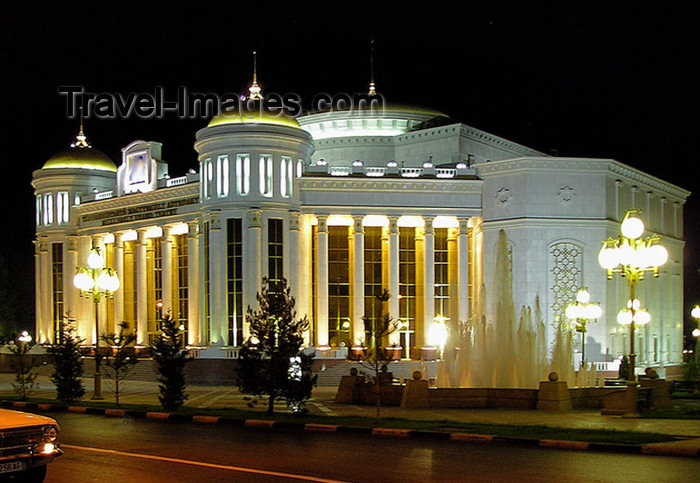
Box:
[438, 228, 594, 389]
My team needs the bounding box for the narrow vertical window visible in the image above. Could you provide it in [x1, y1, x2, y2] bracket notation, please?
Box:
[227, 218, 243, 346]
[51, 243, 63, 341]
[280, 159, 288, 198]
[203, 159, 213, 199]
[296, 159, 303, 178]
[287, 159, 294, 196]
[268, 219, 284, 291]
[44, 193, 54, 225]
[236, 154, 250, 195]
[57, 191, 69, 224]
[217, 155, 229, 197]
[36, 195, 42, 226]
[259, 155, 273, 197]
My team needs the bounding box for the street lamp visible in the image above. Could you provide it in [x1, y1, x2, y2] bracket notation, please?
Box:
[692, 305, 700, 341]
[565, 288, 602, 365]
[73, 246, 120, 400]
[598, 209, 667, 414]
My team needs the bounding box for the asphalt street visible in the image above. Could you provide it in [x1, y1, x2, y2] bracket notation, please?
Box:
[35, 413, 700, 482]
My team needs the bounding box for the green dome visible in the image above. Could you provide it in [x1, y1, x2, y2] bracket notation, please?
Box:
[43, 147, 117, 172]
[208, 110, 301, 129]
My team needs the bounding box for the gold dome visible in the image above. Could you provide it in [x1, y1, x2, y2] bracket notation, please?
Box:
[207, 109, 301, 129]
[43, 147, 117, 172]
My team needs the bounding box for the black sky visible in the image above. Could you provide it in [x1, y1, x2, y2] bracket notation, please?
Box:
[1, 2, 699, 338]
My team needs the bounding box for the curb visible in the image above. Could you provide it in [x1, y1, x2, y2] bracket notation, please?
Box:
[3, 400, 698, 458]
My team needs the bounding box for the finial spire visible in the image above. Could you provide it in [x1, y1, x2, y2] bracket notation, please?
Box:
[248, 50, 263, 100]
[71, 106, 91, 148]
[368, 37, 376, 96]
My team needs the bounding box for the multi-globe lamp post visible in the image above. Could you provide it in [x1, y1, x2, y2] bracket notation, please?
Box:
[73, 247, 120, 400]
[692, 305, 700, 349]
[565, 288, 602, 365]
[598, 209, 667, 414]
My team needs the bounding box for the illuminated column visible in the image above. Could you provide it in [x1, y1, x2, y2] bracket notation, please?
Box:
[447, 227, 459, 340]
[112, 233, 124, 333]
[244, 209, 263, 341]
[351, 216, 365, 345]
[39, 238, 52, 343]
[298, 215, 313, 345]
[457, 217, 470, 324]
[388, 216, 400, 345]
[470, 217, 484, 317]
[64, 236, 78, 322]
[315, 215, 329, 347]
[423, 217, 435, 346]
[136, 228, 148, 344]
[187, 221, 200, 345]
[160, 226, 173, 314]
[288, 213, 300, 306]
[207, 212, 224, 345]
[33, 239, 44, 342]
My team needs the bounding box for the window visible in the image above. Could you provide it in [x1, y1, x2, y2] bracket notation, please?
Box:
[227, 219, 243, 346]
[399, 227, 416, 356]
[287, 158, 294, 196]
[268, 219, 284, 291]
[217, 155, 229, 197]
[174, 234, 188, 343]
[280, 158, 289, 197]
[36, 195, 42, 226]
[203, 159, 213, 199]
[43, 193, 54, 225]
[434, 228, 450, 325]
[51, 243, 63, 342]
[329, 226, 351, 346]
[364, 226, 383, 347]
[203, 221, 211, 344]
[296, 159, 303, 178]
[56, 191, 69, 224]
[236, 154, 250, 195]
[259, 155, 273, 197]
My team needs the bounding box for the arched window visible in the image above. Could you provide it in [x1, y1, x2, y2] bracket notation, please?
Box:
[36, 195, 42, 226]
[202, 159, 213, 199]
[56, 191, 69, 224]
[296, 159, 303, 178]
[280, 158, 288, 198]
[549, 242, 583, 321]
[44, 193, 54, 225]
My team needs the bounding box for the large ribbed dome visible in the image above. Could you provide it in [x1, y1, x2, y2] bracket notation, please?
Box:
[207, 109, 301, 129]
[43, 146, 117, 172]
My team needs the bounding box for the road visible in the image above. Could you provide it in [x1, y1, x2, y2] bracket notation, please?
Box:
[34, 413, 699, 482]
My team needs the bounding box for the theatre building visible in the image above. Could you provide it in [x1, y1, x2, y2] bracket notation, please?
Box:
[32, 91, 689, 367]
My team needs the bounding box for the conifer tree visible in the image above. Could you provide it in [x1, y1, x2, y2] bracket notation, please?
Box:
[45, 316, 85, 402]
[237, 277, 316, 414]
[102, 322, 138, 406]
[150, 313, 190, 411]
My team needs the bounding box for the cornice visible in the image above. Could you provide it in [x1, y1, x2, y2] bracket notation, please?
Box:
[76, 184, 199, 215]
[299, 177, 483, 194]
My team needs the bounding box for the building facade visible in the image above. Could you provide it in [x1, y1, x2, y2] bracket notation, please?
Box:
[32, 102, 690, 365]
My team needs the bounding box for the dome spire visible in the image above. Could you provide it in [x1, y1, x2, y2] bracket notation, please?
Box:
[248, 50, 263, 100]
[368, 37, 377, 96]
[70, 106, 91, 149]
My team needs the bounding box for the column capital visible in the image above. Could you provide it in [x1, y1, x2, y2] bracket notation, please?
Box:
[67, 235, 79, 251]
[316, 214, 328, 233]
[424, 216, 435, 235]
[388, 216, 399, 234]
[247, 209, 262, 228]
[206, 210, 222, 230]
[187, 220, 199, 238]
[352, 215, 364, 234]
[161, 225, 171, 239]
[289, 212, 300, 231]
[458, 217, 469, 235]
[136, 228, 148, 243]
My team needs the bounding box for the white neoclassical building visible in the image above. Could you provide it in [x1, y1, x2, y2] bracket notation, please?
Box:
[32, 92, 690, 366]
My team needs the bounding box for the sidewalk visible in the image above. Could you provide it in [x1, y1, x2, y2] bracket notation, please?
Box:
[3, 374, 700, 439]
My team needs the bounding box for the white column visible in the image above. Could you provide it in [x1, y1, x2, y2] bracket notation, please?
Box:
[64, 236, 78, 323]
[457, 218, 470, 325]
[315, 215, 329, 347]
[40, 238, 52, 343]
[187, 221, 200, 346]
[244, 209, 263, 341]
[160, 226, 173, 315]
[136, 228, 148, 344]
[113, 233, 124, 332]
[423, 217, 435, 346]
[207, 212, 224, 345]
[388, 216, 400, 345]
[34, 240, 44, 342]
[298, 215, 313, 345]
[288, 213, 300, 305]
[351, 216, 365, 346]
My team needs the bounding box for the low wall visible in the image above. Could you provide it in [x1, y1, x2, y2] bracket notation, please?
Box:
[569, 387, 620, 409]
[429, 387, 538, 409]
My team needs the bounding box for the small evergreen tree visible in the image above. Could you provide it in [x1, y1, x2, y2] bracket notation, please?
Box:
[237, 277, 316, 414]
[358, 290, 399, 420]
[7, 333, 38, 400]
[618, 354, 630, 380]
[45, 316, 85, 402]
[102, 322, 138, 406]
[150, 313, 190, 411]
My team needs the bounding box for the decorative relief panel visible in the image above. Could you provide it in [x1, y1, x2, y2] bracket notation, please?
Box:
[557, 185, 576, 205]
[550, 242, 583, 321]
[495, 187, 512, 207]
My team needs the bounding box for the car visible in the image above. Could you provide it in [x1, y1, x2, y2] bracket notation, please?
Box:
[0, 408, 62, 482]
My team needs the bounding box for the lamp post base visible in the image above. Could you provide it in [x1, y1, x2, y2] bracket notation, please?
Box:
[622, 381, 640, 418]
[91, 371, 104, 400]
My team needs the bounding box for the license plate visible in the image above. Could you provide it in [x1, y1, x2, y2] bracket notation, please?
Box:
[0, 461, 25, 474]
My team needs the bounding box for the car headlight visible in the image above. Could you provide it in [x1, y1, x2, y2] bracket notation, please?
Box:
[43, 425, 58, 442]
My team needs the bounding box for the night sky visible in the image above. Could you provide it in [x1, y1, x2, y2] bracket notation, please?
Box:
[1, 2, 699, 339]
